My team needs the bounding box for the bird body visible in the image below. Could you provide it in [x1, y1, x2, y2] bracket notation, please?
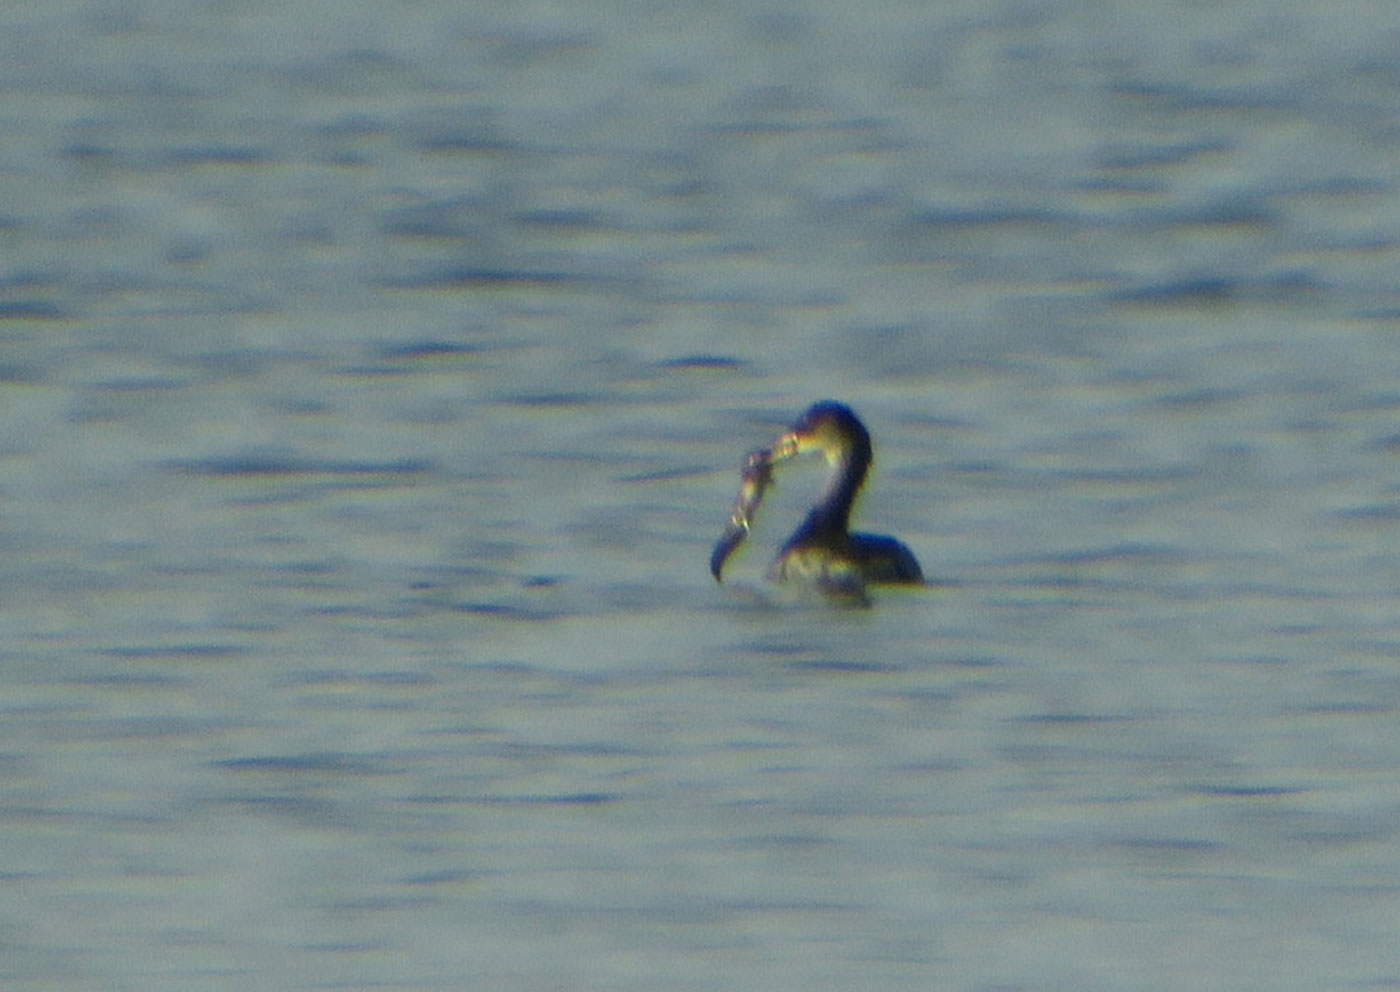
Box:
[711, 401, 922, 597]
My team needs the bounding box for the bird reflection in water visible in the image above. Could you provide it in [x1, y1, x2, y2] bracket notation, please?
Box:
[710, 401, 922, 601]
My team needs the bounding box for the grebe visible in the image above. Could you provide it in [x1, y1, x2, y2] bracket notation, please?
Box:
[710, 401, 923, 595]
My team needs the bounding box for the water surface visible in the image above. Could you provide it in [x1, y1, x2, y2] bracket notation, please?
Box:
[4, 1, 1400, 989]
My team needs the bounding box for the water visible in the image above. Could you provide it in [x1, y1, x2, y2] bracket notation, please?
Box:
[4, 1, 1400, 988]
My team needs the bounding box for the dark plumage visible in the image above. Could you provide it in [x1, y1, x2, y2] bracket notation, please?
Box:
[711, 401, 922, 596]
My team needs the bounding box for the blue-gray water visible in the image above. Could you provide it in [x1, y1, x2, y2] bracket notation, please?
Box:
[5, 2, 1400, 989]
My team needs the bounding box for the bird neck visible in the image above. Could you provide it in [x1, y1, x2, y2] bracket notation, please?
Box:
[803, 436, 870, 538]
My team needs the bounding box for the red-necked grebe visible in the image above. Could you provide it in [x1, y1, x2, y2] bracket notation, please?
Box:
[710, 401, 923, 594]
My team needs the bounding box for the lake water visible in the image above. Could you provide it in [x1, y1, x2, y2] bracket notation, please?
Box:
[4, 1, 1400, 989]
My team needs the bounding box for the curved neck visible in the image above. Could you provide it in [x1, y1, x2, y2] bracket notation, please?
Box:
[800, 433, 871, 539]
